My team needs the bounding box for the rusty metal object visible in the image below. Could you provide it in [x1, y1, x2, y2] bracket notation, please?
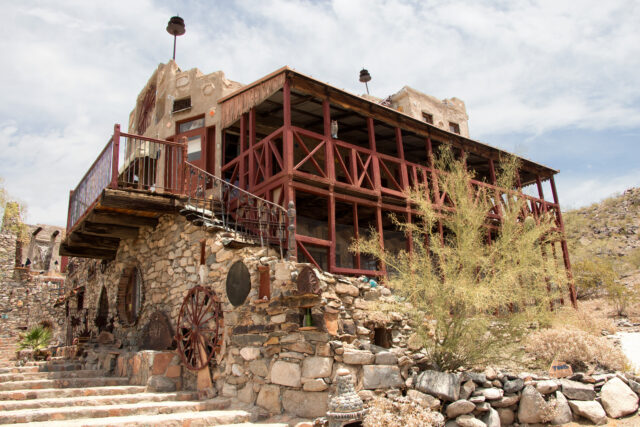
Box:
[176, 286, 223, 371]
[258, 265, 270, 300]
[141, 311, 174, 350]
[296, 266, 320, 295]
[226, 260, 251, 307]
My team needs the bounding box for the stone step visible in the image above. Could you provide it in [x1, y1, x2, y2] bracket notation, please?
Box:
[0, 376, 129, 392]
[0, 409, 251, 426]
[1, 363, 85, 373]
[0, 366, 40, 374]
[0, 397, 231, 424]
[0, 385, 147, 401]
[218, 424, 289, 427]
[0, 369, 107, 383]
[0, 391, 198, 411]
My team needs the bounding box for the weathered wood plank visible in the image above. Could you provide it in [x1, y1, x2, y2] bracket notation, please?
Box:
[88, 211, 159, 227]
[59, 244, 116, 260]
[100, 188, 180, 213]
[81, 222, 140, 239]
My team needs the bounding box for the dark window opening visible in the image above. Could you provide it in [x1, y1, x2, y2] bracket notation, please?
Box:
[449, 122, 460, 134]
[295, 192, 329, 241]
[373, 120, 397, 157]
[329, 104, 369, 148]
[76, 288, 85, 311]
[289, 90, 324, 135]
[117, 267, 143, 326]
[95, 286, 109, 332]
[357, 205, 379, 271]
[374, 327, 393, 348]
[173, 97, 191, 113]
[299, 245, 328, 272]
[335, 201, 356, 269]
[422, 112, 433, 124]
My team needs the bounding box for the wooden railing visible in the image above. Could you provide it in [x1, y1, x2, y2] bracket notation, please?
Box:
[67, 124, 186, 231]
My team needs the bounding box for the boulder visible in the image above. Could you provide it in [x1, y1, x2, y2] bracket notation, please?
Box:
[302, 357, 333, 379]
[600, 377, 639, 418]
[628, 378, 640, 395]
[551, 390, 572, 425]
[343, 350, 375, 365]
[446, 399, 476, 418]
[477, 388, 503, 400]
[415, 370, 461, 402]
[559, 379, 596, 401]
[363, 365, 403, 389]
[257, 384, 281, 414]
[270, 361, 301, 388]
[282, 390, 329, 418]
[407, 389, 441, 410]
[489, 394, 519, 408]
[456, 414, 486, 427]
[481, 407, 500, 427]
[463, 372, 487, 384]
[536, 379, 558, 394]
[502, 378, 523, 394]
[497, 408, 514, 425]
[303, 378, 328, 391]
[568, 400, 607, 425]
[146, 375, 176, 392]
[460, 380, 476, 400]
[518, 385, 546, 424]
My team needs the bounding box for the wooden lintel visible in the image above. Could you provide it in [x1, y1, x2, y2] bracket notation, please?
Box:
[67, 232, 120, 250]
[100, 188, 180, 214]
[59, 244, 116, 260]
[81, 222, 140, 240]
[88, 211, 159, 228]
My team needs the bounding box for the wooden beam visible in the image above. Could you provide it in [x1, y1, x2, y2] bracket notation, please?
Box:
[101, 189, 179, 213]
[81, 222, 139, 239]
[67, 232, 120, 250]
[59, 244, 116, 260]
[88, 211, 158, 228]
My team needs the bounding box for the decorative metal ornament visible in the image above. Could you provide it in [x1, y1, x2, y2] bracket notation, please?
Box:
[296, 266, 320, 295]
[176, 286, 223, 371]
[226, 261, 251, 306]
[141, 311, 174, 350]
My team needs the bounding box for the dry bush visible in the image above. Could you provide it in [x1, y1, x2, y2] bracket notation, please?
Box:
[364, 397, 444, 427]
[525, 328, 628, 372]
[551, 306, 616, 336]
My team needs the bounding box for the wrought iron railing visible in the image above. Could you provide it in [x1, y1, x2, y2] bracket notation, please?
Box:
[183, 162, 294, 259]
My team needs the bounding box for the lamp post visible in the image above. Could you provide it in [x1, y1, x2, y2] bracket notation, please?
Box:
[166, 16, 186, 61]
[359, 68, 371, 95]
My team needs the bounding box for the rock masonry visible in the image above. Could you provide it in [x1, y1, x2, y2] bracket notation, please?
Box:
[61, 213, 640, 424]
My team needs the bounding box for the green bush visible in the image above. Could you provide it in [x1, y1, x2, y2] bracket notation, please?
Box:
[19, 325, 52, 354]
[352, 149, 566, 371]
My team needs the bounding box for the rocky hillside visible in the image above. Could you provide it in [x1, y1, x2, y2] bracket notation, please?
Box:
[564, 187, 640, 286]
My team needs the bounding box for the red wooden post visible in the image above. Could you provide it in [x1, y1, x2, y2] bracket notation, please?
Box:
[427, 135, 440, 205]
[395, 127, 409, 190]
[550, 175, 577, 307]
[353, 203, 361, 269]
[180, 136, 188, 194]
[536, 176, 548, 213]
[367, 118, 381, 192]
[323, 99, 335, 183]
[110, 124, 121, 189]
[240, 114, 247, 189]
[283, 79, 293, 178]
[328, 192, 336, 273]
[488, 159, 502, 220]
[376, 204, 385, 273]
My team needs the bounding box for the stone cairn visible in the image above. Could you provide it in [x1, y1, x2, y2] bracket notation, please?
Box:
[325, 368, 367, 427]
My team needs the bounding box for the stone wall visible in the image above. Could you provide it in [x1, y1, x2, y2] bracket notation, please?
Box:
[66, 213, 419, 418]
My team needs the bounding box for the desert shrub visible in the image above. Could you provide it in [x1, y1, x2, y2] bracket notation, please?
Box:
[364, 397, 444, 427]
[606, 281, 639, 317]
[572, 258, 617, 299]
[525, 328, 628, 372]
[352, 148, 566, 371]
[551, 306, 615, 336]
[19, 325, 52, 353]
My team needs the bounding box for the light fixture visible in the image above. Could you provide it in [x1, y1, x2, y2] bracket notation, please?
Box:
[166, 16, 186, 61]
[359, 68, 372, 95]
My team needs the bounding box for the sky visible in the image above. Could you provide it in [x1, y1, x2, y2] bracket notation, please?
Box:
[1, 0, 639, 226]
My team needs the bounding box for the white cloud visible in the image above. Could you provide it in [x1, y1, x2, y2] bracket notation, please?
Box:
[557, 170, 640, 211]
[0, 0, 638, 224]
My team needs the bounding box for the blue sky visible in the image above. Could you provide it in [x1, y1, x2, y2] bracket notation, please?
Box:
[1, 0, 639, 225]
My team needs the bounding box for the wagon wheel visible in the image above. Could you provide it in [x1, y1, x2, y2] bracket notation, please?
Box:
[176, 286, 223, 371]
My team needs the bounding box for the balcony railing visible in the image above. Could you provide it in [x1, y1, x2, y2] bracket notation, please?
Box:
[67, 124, 186, 231]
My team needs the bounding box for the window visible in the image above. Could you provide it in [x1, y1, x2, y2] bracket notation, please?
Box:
[117, 266, 143, 326]
[187, 135, 202, 161]
[172, 97, 191, 113]
[449, 122, 460, 134]
[178, 117, 204, 133]
[422, 112, 433, 124]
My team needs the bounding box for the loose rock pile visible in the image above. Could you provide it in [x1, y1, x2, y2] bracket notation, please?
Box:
[401, 367, 640, 426]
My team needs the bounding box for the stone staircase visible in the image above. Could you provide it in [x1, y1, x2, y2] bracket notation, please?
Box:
[0, 336, 19, 367]
[0, 359, 287, 426]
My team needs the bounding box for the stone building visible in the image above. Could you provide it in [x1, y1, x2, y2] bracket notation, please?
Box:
[56, 61, 574, 418]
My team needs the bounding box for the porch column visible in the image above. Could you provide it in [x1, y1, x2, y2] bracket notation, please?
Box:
[550, 175, 577, 307]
